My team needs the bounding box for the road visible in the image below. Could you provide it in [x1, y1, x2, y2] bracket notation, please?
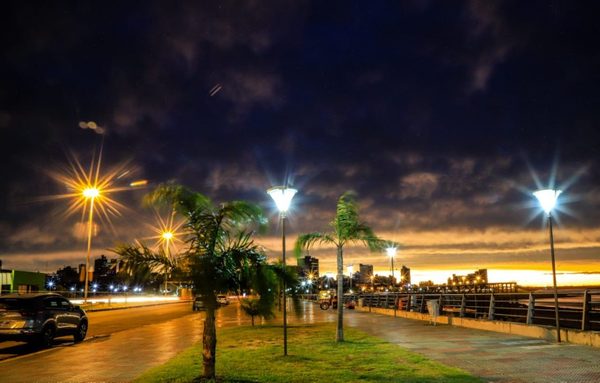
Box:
[0, 300, 335, 382]
[0, 301, 195, 361]
[0, 301, 204, 382]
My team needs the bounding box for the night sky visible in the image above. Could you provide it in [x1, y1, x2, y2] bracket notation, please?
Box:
[1, 1, 599, 285]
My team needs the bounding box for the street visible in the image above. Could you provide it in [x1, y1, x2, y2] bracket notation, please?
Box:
[0, 301, 204, 382]
[0, 299, 335, 382]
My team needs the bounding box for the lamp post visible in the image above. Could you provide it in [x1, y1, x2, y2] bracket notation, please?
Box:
[267, 185, 297, 356]
[162, 231, 173, 294]
[533, 189, 562, 343]
[83, 187, 99, 302]
[386, 246, 396, 289]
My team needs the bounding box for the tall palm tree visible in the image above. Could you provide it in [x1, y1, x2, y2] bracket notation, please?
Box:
[294, 191, 386, 342]
[115, 183, 276, 379]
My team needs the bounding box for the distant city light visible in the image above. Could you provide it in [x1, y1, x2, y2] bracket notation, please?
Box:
[129, 180, 148, 187]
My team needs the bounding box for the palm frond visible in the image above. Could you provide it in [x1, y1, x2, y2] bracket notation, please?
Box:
[143, 183, 212, 216]
[293, 232, 336, 258]
[220, 201, 267, 233]
[111, 243, 179, 274]
[332, 191, 360, 239]
[348, 224, 388, 251]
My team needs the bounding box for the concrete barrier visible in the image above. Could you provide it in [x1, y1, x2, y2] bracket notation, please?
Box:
[356, 305, 600, 348]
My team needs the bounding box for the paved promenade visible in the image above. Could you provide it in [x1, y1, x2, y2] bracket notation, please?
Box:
[1, 301, 597, 382]
[344, 309, 600, 383]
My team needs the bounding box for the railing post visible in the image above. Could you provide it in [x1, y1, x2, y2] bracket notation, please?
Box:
[460, 294, 466, 317]
[526, 293, 535, 325]
[582, 290, 590, 331]
[407, 294, 412, 312]
[438, 294, 443, 314]
[420, 294, 425, 313]
[488, 293, 495, 320]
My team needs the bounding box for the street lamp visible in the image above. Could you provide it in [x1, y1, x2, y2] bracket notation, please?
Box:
[386, 246, 397, 289]
[533, 188, 562, 342]
[267, 185, 297, 356]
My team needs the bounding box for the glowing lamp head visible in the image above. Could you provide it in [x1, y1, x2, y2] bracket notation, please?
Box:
[162, 231, 173, 240]
[267, 186, 297, 214]
[83, 187, 100, 199]
[533, 189, 562, 215]
[386, 246, 397, 258]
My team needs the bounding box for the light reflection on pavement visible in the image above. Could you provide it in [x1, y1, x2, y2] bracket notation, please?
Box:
[0, 300, 336, 382]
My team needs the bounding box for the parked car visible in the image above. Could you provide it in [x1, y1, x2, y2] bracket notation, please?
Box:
[217, 294, 229, 305]
[192, 295, 205, 311]
[0, 293, 88, 347]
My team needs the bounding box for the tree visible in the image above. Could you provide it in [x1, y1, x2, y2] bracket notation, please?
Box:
[112, 243, 178, 290]
[240, 298, 271, 326]
[114, 183, 276, 379]
[294, 191, 386, 342]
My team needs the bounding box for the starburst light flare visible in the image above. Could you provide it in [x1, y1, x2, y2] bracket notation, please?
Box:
[45, 146, 137, 302]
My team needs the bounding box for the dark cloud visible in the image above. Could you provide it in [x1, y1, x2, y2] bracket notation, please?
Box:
[1, 1, 599, 282]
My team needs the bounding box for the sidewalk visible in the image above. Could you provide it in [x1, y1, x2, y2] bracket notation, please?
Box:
[344, 309, 600, 383]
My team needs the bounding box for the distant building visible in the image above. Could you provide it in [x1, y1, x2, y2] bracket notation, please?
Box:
[400, 265, 411, 285]
[298, 255, 319, 278]
[359, 264, 373, 284]
[448, 269, 488, 286]
[94, 255, 110, 279]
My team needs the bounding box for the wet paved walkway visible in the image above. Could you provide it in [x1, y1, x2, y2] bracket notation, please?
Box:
[2, 301, 598, 382]
[344, 309, 600, 383]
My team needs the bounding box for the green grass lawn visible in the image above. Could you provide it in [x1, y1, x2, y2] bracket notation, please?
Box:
[135, 323, 482, 383]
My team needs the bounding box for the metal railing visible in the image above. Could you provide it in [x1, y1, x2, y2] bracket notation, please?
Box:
[302, 291, 600, 331]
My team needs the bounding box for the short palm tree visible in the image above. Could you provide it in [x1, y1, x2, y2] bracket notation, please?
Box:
[114, 183, 277, 379]
[294, 191, 386, 342]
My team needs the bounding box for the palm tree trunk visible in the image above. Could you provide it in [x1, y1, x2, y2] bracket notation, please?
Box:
[202, 305, 217, 379]
[336, 245, 344, 342]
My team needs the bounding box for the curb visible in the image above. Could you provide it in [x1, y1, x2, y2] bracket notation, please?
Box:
[83, 300, 192, 313]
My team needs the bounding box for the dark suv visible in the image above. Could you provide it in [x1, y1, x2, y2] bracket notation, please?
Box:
[0, 293, 88, 347]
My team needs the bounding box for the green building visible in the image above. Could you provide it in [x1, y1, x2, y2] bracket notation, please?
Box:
[0, 269, 47, 294]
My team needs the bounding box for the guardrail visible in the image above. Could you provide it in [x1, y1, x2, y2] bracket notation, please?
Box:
[301, 291, 600, 331]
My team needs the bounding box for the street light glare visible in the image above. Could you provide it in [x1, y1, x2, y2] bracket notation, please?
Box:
[162, 231, 173, 240]
[386, 246, 397, 258]
[83, 187, 100, 199]
[267, 186, 297, 213]
[533, 189, 562, 215]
